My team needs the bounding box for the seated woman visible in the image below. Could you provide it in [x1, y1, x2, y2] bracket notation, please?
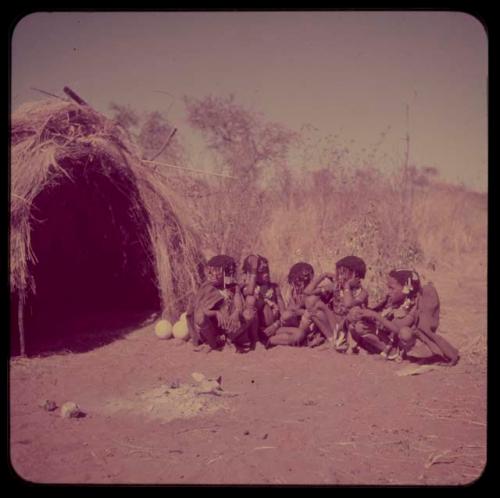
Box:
[240, 254, 285, 346]
[347, 269, 421, 361]
[265, 262, 319, 348]
[186, 255, 257, 353]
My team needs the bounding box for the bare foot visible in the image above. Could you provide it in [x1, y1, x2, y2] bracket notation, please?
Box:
[193, 344, 212, 353]
[263, 322, 280, 338]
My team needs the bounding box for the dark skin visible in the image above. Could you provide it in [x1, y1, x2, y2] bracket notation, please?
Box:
[358, 276, 415, 334]
[267, 280, 314, 347]
[350, 276, 417, 355]
[302, 272, 337, 340]
[303, 267, 367, 342]
[202, 266, 243, 345]
[242, 255, 285, 339]
[334, 266, 369, 308]
[241, 255, 259, 298]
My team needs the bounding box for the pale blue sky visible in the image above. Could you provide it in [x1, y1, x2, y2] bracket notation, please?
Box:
[11, 11, 488, 191]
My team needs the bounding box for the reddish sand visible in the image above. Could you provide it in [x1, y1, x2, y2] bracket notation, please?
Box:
[9, 264, 486, 485]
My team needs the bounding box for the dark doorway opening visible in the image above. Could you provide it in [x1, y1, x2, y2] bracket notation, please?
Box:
[11, 159, 162, 356]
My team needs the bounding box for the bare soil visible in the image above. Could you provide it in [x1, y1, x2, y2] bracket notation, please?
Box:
[9, 262, 486, 485]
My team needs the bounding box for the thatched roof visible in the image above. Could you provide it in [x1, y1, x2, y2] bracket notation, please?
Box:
[10, 98, 202, 318]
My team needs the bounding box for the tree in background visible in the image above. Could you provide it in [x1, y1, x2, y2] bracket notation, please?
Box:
[109, 103, 184, 165]
[184, 94, 297, 259]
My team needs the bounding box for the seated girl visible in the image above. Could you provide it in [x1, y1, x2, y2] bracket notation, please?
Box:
[240, 254, 285, 345]
[347, 269, 420, 360]
[187, 255, 257, 353]
[265, 262, 318, 348]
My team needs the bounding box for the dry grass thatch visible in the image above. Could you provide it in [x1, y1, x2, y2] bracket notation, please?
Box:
[10, 98, 202, 319]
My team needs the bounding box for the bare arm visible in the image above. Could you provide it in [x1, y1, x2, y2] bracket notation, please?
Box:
[241, 255, 259, 297]
[241, 272, 257, 297]
[362, 308, 417, 335]
[342, 286, 368, 309]
[275, 285, 286, 314]
[233, 288, 244, 316]
[303, 272, 336, 296]
[205, 309, 228, 329]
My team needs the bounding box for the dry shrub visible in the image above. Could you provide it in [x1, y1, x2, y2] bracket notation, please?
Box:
[255, 166, 423, 303]
[411, 183, 487, 271]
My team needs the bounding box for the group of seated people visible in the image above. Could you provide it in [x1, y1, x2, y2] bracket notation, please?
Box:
[185, 253, 459, 365]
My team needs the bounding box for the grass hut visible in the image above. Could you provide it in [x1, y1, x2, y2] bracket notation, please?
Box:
[10, 97, 202, 355]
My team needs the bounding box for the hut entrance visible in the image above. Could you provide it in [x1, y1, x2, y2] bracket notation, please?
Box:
[13, 158, 162, 355]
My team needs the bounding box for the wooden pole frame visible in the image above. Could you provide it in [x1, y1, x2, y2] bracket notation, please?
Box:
[18, 293, 26, 356]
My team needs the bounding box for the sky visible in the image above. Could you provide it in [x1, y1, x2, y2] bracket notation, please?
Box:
[11, 11, 488, 191]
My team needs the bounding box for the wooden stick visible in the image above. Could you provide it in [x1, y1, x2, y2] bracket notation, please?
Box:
[175, 426, 219, 435]
[30, 87, 68, 102]
[148, 128, 177, 162]
[63, 86, 88, 106]
[142, 159, 236, 179]
[18, 294, 26, 356]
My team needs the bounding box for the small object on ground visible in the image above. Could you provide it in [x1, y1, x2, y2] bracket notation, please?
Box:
[195, 379, 223, 395]
[193, 344, 212, 353]
[40, 400, 57, 412]
[191, 372, 233, 396]
[60, 401, 85, 418]
[244, 430, 250, 435]
[169, 379, 180, 389]
[173, 318, 189, 340]
[334, 332, 349, 352]
[424, 450, 457, 468]
[396, 364, 441, 377]
[192, 372, 206, 383]
[155, 319, 173, 339]
[303, 400, 318, 406]
[190, 372, 237, 397]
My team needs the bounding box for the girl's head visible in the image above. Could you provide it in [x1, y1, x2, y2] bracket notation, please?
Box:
[335, 256, 366, 287]
[243, 254, 271, 285]
[387, 269, 421, 305]
[206, 255, 237, 288]
[288, 262, 314, 292]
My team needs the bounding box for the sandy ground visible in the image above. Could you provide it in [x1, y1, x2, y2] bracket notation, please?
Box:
[9, 261, 486, 486]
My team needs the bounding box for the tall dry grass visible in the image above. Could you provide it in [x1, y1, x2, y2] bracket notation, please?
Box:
[186, 165, 486, 306]
[411, 183, 487, 271]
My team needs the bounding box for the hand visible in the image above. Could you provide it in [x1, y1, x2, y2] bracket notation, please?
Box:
[361, 309, 378, 321]
[347, 306, 363, 322]
[344, 276, 359, 291]
[215, 311, 230, 329]
[227, 313, 241, 332]
[320, 279, 336, 293]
